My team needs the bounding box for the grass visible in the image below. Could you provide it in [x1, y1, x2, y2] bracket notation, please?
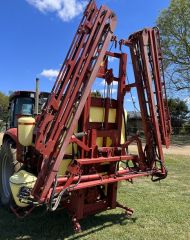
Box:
[0, 155, 190, 240]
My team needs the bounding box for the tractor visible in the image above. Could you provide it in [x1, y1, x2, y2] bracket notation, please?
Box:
[0, 87, 49, 206]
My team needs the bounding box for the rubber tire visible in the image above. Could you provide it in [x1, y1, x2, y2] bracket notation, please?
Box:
[0, 139, 22, 207]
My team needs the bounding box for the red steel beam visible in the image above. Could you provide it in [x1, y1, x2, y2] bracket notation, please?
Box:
[55, 172, 151, 193]
[76, 155, 138, 165]
[56, 169, 141, 184]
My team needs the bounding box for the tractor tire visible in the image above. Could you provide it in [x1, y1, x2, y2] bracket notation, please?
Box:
[0, 139, 22, 207]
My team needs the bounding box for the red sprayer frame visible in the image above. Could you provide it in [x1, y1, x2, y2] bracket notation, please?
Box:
[14, 1, 171, 232]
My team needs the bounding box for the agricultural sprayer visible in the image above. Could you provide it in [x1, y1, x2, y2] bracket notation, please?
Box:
[0, 0, 171, 232]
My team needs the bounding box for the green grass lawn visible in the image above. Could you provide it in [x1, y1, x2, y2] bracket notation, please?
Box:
[0, 155, 189, 240]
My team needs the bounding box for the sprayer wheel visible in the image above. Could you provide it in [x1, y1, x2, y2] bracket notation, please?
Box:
[0, 139, 21, 207]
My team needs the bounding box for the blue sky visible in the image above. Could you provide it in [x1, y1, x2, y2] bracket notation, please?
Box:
[0, 0, 171, 110]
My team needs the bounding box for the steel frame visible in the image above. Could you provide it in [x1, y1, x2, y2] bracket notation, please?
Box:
[13, 1, 171, 232]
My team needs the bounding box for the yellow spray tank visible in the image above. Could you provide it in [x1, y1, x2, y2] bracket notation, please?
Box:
[9, 170, 37, 207]
[18, 117, 35, 146]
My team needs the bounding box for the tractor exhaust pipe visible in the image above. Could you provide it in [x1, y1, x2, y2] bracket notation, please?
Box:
[35, 78, 40, 115]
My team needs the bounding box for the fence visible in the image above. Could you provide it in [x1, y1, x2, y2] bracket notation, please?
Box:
[126, 126, 190, 145]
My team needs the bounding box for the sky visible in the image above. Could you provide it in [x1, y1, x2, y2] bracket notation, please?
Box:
[0, 0, 172, 111]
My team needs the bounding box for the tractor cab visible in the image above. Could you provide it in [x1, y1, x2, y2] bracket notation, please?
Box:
[8, 91, 49, 129]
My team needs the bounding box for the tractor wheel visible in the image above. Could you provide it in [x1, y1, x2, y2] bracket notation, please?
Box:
[0, 139, 21, 207]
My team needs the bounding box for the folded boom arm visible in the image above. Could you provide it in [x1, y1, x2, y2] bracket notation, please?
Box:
[32, 0, 117, 201]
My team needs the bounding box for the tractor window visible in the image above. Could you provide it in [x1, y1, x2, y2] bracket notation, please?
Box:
[9, 100, 15, 128]
[11, 97, 34, 127]
[21, 103, 33, 115]
[15, 97, 34, 116]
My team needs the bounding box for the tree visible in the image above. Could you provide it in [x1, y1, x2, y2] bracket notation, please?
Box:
[91, 90, 101, 98]
[157, 0, 190, 92]
[0, 92, 9, 122]
[168, 98, 189, 134]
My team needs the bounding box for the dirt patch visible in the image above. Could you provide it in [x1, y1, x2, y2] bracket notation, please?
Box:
[163, 145, 190, 156]
[128, 144, 190, 156]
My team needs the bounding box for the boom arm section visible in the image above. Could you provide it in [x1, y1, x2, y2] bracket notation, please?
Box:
[128, 28, 171, 173]
[32, 0, 117, 201]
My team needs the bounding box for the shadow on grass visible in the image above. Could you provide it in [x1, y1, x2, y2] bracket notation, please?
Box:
[0, 206, 137, 240]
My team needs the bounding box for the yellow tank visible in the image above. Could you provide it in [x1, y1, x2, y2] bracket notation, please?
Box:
[9, 170, 37, 207]
[89, 107, 127, 146]
[18, 117, 35, 146]
[58, 107, 127, 193]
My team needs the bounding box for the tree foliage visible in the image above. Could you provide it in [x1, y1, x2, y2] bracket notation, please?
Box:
[168, 98, 189, 134]
[157, 0, 190, 91]
[91, 90, 101, 98]
[0, 92, 9, 122]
